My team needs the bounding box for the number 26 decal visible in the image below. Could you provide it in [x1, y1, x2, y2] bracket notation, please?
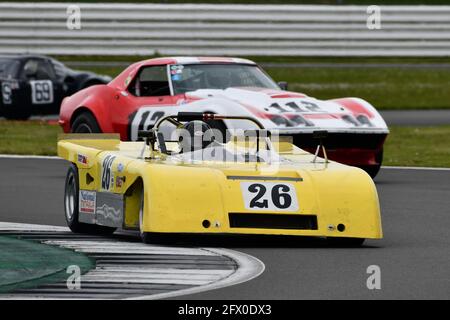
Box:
[241, 182, 299, 211]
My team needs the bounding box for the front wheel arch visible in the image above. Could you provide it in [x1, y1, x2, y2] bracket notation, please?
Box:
[70, 108, 102, 133]
[64, 163, 115, 235]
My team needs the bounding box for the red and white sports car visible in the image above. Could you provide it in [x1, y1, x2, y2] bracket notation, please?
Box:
[59, 57, 388, 177]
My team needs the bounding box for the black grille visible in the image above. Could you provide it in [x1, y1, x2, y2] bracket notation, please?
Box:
[229, 213, 318, 230]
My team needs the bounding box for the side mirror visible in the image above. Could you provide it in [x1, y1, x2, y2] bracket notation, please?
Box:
[277, 81, 288, 91]
[64, 76, 76, 83]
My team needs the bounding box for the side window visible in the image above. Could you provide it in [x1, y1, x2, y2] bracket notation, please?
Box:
[22, 59, 55, 80]
[129, 66, 170, 97]
[0, 60, 19, 79]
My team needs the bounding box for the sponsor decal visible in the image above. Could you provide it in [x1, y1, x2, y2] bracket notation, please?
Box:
[117, 163, 124, 173]
[101, 155, 116, 191]
[77, 154, 88, 165]
[125, 75, 132, 86]
[170, 64, 184, 71]
[96, 203, 122, 224]
[79, 190, 96, 214]
[115, 176, 126, 188]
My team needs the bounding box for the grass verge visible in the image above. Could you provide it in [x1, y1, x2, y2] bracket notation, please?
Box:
[383, 125, 450, 167]
[0, 121, 61, 156]
[0, 235, 94, 293]
[0, 121, 449, 168]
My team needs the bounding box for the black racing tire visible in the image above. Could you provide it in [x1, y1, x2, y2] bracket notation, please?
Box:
[71, 112, 102, 133]
[64, 163, 116, 235]
[326, 237, 365, 247]
[363, 148, 384, 179]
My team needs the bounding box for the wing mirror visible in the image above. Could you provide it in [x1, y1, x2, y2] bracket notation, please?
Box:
[277, 81, 288, 91]
[64, 76, 76, 83]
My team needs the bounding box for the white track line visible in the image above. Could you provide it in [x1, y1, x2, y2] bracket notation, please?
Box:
[381, 166, 450, 171]
[0, 222, 69, 231]
[0, 222, 265, 300]
[0, 154, 60, 160]
[131, 247, 265, 300]
[42, 240, 216, 256]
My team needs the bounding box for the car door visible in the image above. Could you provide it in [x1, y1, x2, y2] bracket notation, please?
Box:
[20, 58, 64, 115]
[111, 65, 181, 140]
[0, 59, 20, 114]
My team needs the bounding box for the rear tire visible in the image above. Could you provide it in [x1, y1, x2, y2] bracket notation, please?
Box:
[64, 163, 116, 235]
[71, 112, 101, 133]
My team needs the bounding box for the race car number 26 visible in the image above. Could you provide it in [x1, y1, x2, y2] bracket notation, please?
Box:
[101, 155, 116, 191]
[240, 182, 299, 211]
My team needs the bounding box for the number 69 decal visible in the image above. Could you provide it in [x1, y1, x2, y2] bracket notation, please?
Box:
[240, 182, 299, 211]
[30, 80, 53, 104]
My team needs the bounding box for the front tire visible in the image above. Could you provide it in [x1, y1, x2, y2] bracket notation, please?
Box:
[327, 237, 365, 247]
[363, 148, 384, 179]
[64, 163, 115, 235]
[138, 189, 153, 244]
[71, 112, 101, 133]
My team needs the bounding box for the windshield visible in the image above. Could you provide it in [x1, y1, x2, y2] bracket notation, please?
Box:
[170, 63, 279, 94]
[0, 59, 19, 79]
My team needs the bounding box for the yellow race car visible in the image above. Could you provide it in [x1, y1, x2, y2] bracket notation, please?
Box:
[58, 112, 382, 246]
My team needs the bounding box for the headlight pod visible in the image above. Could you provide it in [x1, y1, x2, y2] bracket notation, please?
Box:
[269, 114, 295, 127]
[341, 114, 374, 127]
[289, 114, 314, 127]
[266, 114, 315, 127]
[356, 114, 374, 127]
[341, 114, 361, 126]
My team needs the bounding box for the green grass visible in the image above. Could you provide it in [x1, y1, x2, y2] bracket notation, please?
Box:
[384, 125, 450, 167]
[266, 67, 450, 110]
[57, 55, 450, 110]
[0, 236, 94, 293]
[1, 121, 449, 168]
[0, 121, 61, 156]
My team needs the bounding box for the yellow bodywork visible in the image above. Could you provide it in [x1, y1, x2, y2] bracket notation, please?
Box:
[58, 134, 382, 239]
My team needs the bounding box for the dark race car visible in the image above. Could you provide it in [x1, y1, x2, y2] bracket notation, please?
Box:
[0, 55, 111, 119]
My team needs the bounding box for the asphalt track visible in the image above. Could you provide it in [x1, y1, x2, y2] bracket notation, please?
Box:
[380, 110, 450, 127]
[0, 157, 449, 299]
